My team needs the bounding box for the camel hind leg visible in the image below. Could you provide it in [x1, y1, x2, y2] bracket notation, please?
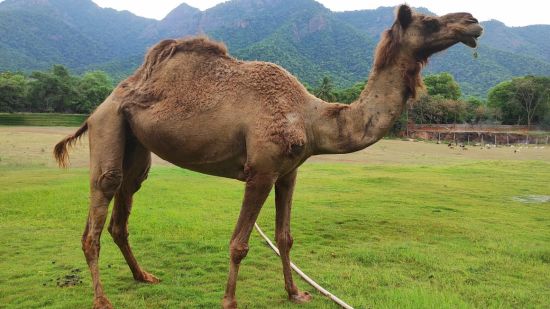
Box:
[107, 137, 159, 283]
[81, 100, 126, 309]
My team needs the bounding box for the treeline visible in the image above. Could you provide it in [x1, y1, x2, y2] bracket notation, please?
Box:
[1, 65, 549, 130]
[0, 65, 113, 114]
[310, 73, 550, 129]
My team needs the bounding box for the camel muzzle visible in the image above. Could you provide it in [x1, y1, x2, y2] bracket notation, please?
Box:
[461, 24, 483, 48]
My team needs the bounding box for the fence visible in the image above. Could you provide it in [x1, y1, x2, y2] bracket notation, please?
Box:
[407, 124, 550, 145]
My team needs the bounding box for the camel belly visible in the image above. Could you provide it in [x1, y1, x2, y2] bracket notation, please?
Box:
[126, 107, 248, 180]
[141, 130, 247, 180]
[175, 159, 247, 181]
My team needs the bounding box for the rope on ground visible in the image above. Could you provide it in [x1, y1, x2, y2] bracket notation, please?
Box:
[254, 223, 354, 309]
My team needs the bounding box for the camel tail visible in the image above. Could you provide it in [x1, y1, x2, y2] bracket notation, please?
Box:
[54, 121, 88, 168]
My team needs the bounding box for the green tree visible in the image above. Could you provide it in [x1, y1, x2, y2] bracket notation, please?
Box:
[410, 94, 469, 124]
[313, 76, 336, 102]
[488, 80, 520, 124]
[333, 80, 366, 104]
[442, 98, 468, 123]
[513, 77, 550, 128]
[0, 72, 28, 112]
[74, 71, 113, 113]
[488, 76, 550, 127]
[424, 72, 461, 100]
[464, 96, 496, 124]
[27, 65, 79, 113]
[411, 95, 437, 124]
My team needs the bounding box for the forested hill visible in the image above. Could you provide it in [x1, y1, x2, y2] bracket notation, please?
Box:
[1, 0, 549, 97]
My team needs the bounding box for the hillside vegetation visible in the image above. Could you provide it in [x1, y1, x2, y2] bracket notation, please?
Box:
[1, 0, 550, 96]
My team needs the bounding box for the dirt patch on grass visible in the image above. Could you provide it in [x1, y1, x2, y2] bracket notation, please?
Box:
[512, 195, 550, 204]
[56, 268, 83, 287]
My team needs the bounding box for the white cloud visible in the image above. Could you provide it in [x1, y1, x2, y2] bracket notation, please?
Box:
[318, 0, 550, 27]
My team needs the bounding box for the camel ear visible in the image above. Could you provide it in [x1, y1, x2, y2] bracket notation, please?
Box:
[397, 5, 413, 29]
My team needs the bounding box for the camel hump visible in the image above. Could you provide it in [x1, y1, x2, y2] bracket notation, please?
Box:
[171, 36, 228, 56]
[148, 36, 228, 59]
[138, 36, 229, 80]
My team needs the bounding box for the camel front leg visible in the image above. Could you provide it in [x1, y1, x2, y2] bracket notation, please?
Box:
[275, 169, 312, 303]
[222, 172, 275, 309]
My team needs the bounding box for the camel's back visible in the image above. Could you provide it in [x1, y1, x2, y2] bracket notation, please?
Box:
[117, 37, 310, 118]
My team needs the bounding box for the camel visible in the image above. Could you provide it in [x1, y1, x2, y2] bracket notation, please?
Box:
[54, 5, 482, 309]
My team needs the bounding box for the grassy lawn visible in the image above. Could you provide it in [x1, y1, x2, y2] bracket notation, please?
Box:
[1, 127, 549, 308]
[0, 113, 87, 127]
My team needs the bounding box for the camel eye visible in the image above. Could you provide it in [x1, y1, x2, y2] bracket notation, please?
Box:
[424, 19, 440, 33]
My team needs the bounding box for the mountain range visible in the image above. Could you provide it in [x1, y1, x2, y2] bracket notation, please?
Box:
[1, 0, 549, 97]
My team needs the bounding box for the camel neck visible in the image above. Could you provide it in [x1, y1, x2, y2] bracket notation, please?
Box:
[310, 57, 412, 155]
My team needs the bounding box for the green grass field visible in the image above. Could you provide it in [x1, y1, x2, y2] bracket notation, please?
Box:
[1, 127, 549, 308]
[0, 113, 88, 127]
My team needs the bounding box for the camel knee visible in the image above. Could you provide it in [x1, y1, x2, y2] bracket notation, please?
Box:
[276, 231, 293, 251]
[97, 169, 123, 198]
[108, 223, 128, 246]
[230, 242, 249, 264]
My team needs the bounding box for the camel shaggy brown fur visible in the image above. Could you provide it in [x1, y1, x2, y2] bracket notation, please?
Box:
[54, 5, 482, 309]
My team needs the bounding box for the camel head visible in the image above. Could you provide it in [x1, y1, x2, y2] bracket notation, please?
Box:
[375, 5, 483, 68]
[410, 9, 483, 61]
[373, 5, 483, 97]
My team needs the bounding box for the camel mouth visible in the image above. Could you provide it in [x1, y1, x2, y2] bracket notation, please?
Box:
[461, 25, 483, 48]
[462, 35, 479, 48]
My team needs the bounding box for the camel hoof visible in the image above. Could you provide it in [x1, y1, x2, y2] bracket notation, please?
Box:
[93, 295, 114, 309]
[135, 271, 160, 284]
[221, 297, 237, 309]
[289, 291, 313, 304]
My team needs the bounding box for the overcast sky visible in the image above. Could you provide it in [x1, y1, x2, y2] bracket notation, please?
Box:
[90, 0, 550, 27]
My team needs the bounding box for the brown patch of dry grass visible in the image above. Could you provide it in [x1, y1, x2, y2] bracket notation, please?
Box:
[1, 126, 549, 169]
